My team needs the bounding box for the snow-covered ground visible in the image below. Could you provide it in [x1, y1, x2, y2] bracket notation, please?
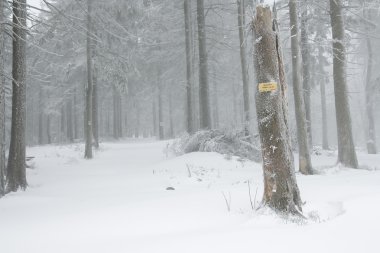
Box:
[1, 140, 379, 253]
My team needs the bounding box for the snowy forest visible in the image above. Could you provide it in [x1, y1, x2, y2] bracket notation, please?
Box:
[1, 0, 380, 252]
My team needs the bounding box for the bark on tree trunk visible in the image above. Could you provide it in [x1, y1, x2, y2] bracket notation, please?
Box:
[84, 0, 93, 159]
[38, 85, 44, 145]
[300, 1, 312, 149]
[197, 0, 211, 129]
[237, 0, 250, 136]
[66, 99, 74, 142]
[0, 0, 4, 196]
[364, 8, 377, 154]
[365, 38, 377, 154]
[289, 0, 313, 175]
[184, 0, 194, 134]
[158, 78, 164, 140]
[7, 0, 27, 192]
[329, 0, 358, 168]
[92, 69, 99, 148]
[253, 5, 302, 214]
[316, 22, 329, 150]
[168, 88, 174, 138]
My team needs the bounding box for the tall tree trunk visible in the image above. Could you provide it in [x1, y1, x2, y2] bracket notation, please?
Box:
[184, 0, 194, 134]
[92, 69, 99, 148]
[66, 99, 74, 142]
[197, 0, 211, 129]
[38, 85, 44, 145]
[158, 78, 164, 140]
[73, 86, 78, 140]
[84, 0, 93, 159]
[300, 1, 312, 148]
[168, 88, 174, 138]
[289, 0, 313, 175]
[364, 8, 377, 154]
[7, 0, 27, 192]
[152, 92, 157, 137]
[0, 0, 5, 196]
[237, 0, 250, 136]
[253, 6, 302, 214]
[212, 67, 219, 129]
[316, 22, 329, 150]
[113, 85, 120, 139]
[329, 0, 358, 168]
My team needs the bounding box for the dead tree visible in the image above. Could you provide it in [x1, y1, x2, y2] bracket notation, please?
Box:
[252, 6, 303, 214]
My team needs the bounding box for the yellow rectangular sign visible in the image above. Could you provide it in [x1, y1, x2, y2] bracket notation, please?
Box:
[259, 82, 278, 92]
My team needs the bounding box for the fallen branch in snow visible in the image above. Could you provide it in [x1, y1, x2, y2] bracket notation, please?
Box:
[222, 191, 231, 212]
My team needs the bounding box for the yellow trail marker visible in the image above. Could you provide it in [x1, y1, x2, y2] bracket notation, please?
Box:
[259, 82, 278, 92]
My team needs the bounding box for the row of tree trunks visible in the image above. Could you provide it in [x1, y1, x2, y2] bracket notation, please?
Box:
[289, 0, 313, 175]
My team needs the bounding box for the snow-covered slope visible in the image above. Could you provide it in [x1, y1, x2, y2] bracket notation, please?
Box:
[0, 140, 379, 253]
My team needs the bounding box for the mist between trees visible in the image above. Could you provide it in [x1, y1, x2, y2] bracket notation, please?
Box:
[0, 0, 379, 213]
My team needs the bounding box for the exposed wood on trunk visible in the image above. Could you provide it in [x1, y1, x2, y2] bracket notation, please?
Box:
[329, 0, 358, 168]
[253, 6, 302, 214]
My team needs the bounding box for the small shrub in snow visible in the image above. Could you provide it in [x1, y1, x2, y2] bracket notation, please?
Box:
[170, 129, 261, 162]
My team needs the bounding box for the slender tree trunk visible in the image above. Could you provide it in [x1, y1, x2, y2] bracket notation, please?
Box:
[84, 0, 93, 159]
[152, 92, 157, 137]
[365, 38, 376, 154]
[184, 0, 194, 134]
[168, 88, 174, 138]
[253, 6, 302, 214]
[212, 67, 219, 129]
[289, 0, 313, 175]
[66, 99, 74, 142]
[329, 0, 358, 168]
[0, 0, 5, 196]
[364, 8, 377, 154]
[73, 86, 78, 140]
[113, 85, 120, 139]
[197, 0, 211, 129]
[319, 73, 329, 150]
[300, 1, 312, 149]
[38, 85, 44, 145]
[7, 0, 27, 192]
[92, 69, 99, 148]
[158, 76, 164, 140]
[237, 0, 250, 136]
